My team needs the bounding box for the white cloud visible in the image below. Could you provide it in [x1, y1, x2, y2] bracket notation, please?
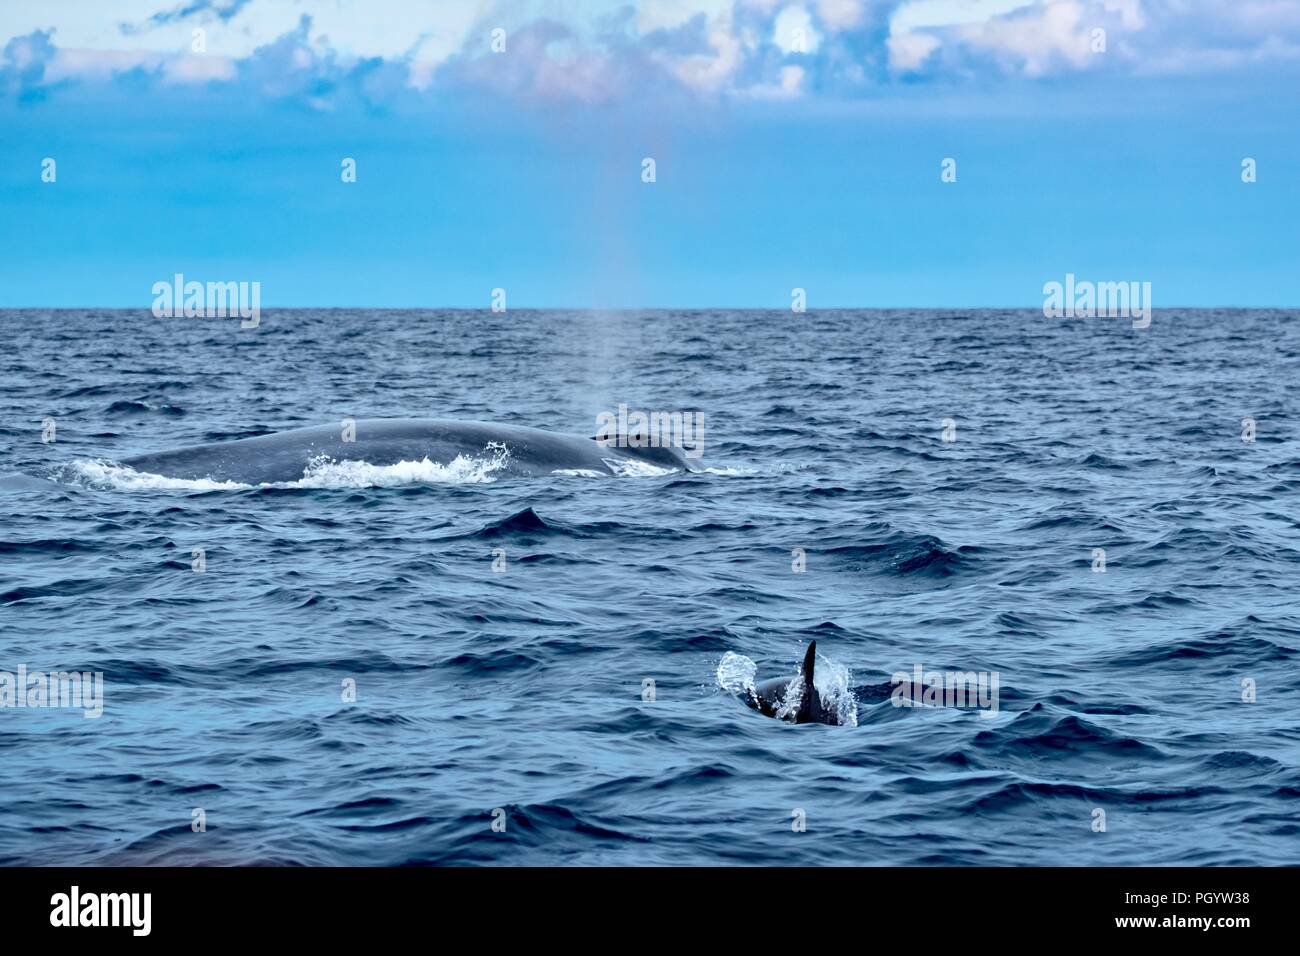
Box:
[891, 0, 1040, 34]
[773, 5, 820, 54]
[3, 0, 1299, 103]
[656, 10, 746, 92]
[890, 0, 1155, 76]
[637, 0, 734, 33]
[888, 30, 941, 70]
[747, 62, 807, 96]
[816, 0, 871, 30]
[0, 1, 486, 72]
[163, 52, 238, 83]
[955, 0, 1096, 74]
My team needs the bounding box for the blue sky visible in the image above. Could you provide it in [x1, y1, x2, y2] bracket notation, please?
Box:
[1, 0, 1297, 307]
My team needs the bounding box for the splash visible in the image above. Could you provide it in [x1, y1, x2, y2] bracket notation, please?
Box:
[55, 442, 513, 491]
[57, 458, 249, 492]
[294, 442, 510, 488]
[717, 648, 858, 727]
[716, 651, 758, 697]
[774, 675, 806, 721]
[813, 654, 859, 727]
[599, 457, 679, 478]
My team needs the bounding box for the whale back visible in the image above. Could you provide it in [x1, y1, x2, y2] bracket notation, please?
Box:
[119, 419, 694, 484]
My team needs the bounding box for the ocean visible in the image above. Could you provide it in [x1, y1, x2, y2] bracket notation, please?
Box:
[1, 307, 1297, 865]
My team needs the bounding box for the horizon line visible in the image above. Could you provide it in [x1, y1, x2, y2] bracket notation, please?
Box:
[1, 305, 1295, 312]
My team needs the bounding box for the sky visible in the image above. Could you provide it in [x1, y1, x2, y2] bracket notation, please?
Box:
[0, 0, 1297, 308]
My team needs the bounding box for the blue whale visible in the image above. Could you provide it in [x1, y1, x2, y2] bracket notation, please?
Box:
[119, 419, 699, 484]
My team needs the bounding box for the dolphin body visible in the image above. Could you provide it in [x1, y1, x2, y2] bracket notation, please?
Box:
[119, 419, 698, 484]
[746, 642, 832, 725]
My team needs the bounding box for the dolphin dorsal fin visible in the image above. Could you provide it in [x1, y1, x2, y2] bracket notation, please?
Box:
[802, 641, 817, 688]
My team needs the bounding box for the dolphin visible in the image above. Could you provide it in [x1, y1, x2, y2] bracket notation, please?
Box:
[746, 641, 832, 725]
[118, 419, 699, 484]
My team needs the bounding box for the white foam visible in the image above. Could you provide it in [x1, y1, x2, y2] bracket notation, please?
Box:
[700, 462, 800, 477]
[599, 457, 679, 478]
[57, 444, 512, 492]
[293, 448, 508, 487]
[59, 458, 251, 492]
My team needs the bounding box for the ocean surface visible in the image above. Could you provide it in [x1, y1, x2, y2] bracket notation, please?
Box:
[1, 307, 1297, 866]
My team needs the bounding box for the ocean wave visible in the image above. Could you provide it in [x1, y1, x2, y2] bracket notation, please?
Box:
[1105, 627, 1296, 668]
[471, 507, 552, 537]
[104, 399, 185, 417]
[822, 531, 976, 578]
[972, 705, 1165, 759]
[7, 307, 1300, 867]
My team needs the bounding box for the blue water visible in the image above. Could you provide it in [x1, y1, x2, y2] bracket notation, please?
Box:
[1, 308, 1297, 866]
